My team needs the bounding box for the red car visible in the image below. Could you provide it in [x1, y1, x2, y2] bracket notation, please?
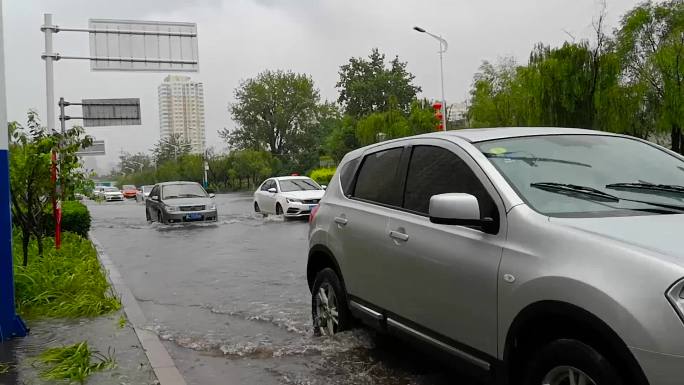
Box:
[122, 185, 138, 199]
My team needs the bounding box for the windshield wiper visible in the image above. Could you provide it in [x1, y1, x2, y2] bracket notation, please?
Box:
[532, 182, 684, 212]
[483, 153, 592, 168]
[164, 195, 179, 199]
[531, 182, 619, 201]
[605, 182, 684, 194]
[179, 194, 204, 197]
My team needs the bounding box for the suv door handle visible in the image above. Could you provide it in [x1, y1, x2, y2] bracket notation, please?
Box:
[334, 217, 348, 226]
[389, 231, 409, 242]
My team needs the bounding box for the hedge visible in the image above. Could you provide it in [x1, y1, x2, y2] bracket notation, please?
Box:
[309, 167, 336, 185]
[45, 201, 91, 237]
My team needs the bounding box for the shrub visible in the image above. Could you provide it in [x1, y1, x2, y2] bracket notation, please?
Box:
[309, 167, 336, 185]
[44, 201, 91, 237]
[13, 232, 121, 319]
[61, 201, 91, 237]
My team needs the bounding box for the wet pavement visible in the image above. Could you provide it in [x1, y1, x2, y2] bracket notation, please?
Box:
[86, 193, 472, 385]
[0, 311, 157, 385]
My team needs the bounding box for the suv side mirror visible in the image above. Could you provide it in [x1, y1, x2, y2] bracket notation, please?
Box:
[321, 185, 327, 190]
[268, 188, 277, 194]
[429, 193, 493, 231]
[209, 193, 216, 198]
[151, 195, 159, 201]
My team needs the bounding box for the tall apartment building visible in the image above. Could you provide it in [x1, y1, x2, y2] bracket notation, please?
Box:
[158, 75, 206, 153]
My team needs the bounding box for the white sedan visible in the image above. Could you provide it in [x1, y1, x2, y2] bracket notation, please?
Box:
[253, 176, 325, 217]
[102, 187, 124, 202]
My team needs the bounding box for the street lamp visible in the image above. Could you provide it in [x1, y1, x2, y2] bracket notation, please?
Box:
[413, 26, 448, 131]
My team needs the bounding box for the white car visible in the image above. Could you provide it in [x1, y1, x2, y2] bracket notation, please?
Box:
[136, 185, 154, 202]
[102, 186, 124, 202]
[253, 176, 325, 217]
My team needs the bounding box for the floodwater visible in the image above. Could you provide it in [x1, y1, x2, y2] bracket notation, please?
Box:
[86, 193, 472, 385]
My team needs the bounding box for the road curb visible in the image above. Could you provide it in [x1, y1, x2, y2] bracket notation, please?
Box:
[89, 232, 187, 385]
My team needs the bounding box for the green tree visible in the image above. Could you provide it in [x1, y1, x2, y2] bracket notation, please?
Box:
[9, 111, 92, 265]
[151, 133, 192, 164]
[220, 70, 325, 173]
[336, 48, 421, 118]
[617, 0, 684, 153]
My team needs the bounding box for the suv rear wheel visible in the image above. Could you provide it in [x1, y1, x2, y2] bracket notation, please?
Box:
[311, 268, 351, 336]
[523, 339, 623, 385]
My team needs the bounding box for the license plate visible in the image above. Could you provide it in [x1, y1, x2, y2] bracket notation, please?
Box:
[186, 213, 202, 220]
[308, 204, 318, 210]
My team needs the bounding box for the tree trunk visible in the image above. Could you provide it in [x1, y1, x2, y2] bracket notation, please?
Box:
[671, 125, 682, 154]
[21, 229, 29, 267]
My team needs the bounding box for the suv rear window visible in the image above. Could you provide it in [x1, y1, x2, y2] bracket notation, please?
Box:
[353, 148, 403, 206]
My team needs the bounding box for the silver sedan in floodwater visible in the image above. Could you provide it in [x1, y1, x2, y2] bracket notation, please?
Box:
[308, 127, 684, 385]
[145, 181, 217, 224]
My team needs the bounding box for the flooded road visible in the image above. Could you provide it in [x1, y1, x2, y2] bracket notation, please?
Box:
[88, 193, 471, 385]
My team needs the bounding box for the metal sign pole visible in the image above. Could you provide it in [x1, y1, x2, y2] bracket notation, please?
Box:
[42, 14, 61, 249]
[0, 0, 28, 341]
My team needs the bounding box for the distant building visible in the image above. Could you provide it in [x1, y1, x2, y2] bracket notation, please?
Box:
[448, 102, 468, 129]
[158, 75, 206, 153]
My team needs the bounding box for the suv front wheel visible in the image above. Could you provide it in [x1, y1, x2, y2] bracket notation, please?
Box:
[523, 339, 623, 385]
[311, 268, 351, 336]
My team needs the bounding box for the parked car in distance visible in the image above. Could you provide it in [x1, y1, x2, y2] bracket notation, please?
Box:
[254, 176, 325, 218]
[102, 187, 124, 202]
[308, 127, 684, 385]
[121, 184, 138, 199]
[145, 181, 217, 224]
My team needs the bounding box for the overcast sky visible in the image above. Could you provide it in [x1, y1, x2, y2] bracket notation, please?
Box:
[4, 0, 638, 172]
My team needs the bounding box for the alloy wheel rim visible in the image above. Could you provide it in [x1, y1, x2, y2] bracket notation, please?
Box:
[542, 366, 597, 385]
[316, 283, 339, 336]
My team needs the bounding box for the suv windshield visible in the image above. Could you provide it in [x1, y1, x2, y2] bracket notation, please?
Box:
[476, 135, 684, 217]
[162, 183, 207, 199]
[279, 179, 321, 192]
[104, 187, 119, 192]
[123, 185, 135, 190]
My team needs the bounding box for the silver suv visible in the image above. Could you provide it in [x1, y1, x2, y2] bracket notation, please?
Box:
[307, 127, 684, 385]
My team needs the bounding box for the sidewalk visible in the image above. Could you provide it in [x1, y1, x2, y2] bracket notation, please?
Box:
[0, 311, 158, 385]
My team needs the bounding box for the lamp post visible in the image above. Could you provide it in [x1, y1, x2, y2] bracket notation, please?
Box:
[413, 26, 448, 131]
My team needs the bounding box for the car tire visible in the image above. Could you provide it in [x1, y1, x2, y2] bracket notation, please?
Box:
[254, 202, 266, 216]
[522, 339, 623, 385]
[311, 268, 352, 337]
[276, 203, 283, 216]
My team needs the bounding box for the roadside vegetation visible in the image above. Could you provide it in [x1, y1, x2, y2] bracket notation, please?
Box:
[12, 231, 120, 319]
[38, 341, 116, 384]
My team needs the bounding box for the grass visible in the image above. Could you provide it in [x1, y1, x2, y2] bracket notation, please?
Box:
[13, 232, 121, 319]
[38, 341, 116, 384]
[0, 362, 11, 374]
[117, 314, 126, 329]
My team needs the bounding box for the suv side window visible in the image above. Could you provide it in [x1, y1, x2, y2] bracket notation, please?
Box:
[352, 147, 404, 206]
[339, 157, 360, 196]
[150, 186, 159, 198]
[260, 180, 271, 191]
[403, 146, 498, 221]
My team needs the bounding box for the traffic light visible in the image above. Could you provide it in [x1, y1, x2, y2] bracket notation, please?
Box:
[432, 102, 444, 131]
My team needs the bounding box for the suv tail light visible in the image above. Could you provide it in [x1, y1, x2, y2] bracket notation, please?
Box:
[309, 204, 320, 224]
